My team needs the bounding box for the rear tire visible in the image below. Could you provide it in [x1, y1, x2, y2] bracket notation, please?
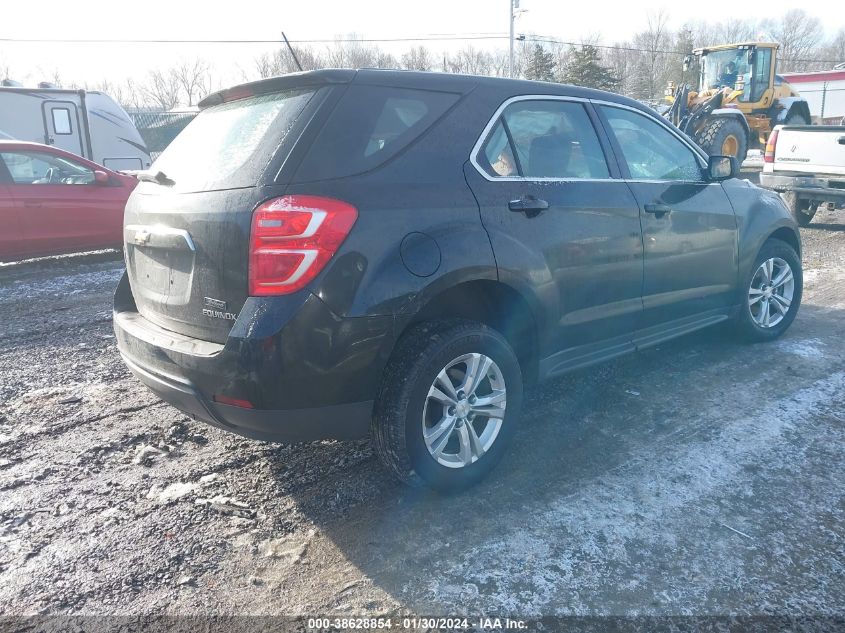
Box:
[697, 117, 748, 164]
[781, 191, 816, 226]
[371, 320, 523, 492]
[734, 239, 802, 342]
[784, 112, 809, 126]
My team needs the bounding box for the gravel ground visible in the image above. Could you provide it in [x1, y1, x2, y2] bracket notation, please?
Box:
[1, 208, 844, 619]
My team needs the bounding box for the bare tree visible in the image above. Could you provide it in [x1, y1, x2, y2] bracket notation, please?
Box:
[105, 78, 146, 111]
[256, 45, 324, 78]
[443, 46, 494, 75]
[401, 46, 433, 71]
[690, 18, 759, 48]
[824, 29, 845, 66]
[324, 36, 381, 68]
[173, 59, 212, 107]
[142, 69, 181, 110]
[628, 9, 672, 101]
[489, 49, 510, 77]
[763, 9, 824, 72]
[92, 79, 125, 105]
[375, 51, 398, 70]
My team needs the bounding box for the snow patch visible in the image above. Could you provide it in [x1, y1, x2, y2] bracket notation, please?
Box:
[424, 372, 845, 616]
[775, 338, 826, 359]
[146, 482, 197, 504]
[0, 266, 123, 301]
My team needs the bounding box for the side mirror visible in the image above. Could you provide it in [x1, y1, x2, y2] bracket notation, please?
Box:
[93, 170, 110, 185]
[683, 54, 692, 72]
[707, 155, 739, 181]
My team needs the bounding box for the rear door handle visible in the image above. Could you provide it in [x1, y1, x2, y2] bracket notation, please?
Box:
[508, 196, 549, 217]
[644, 203, 672, 216]
[23, 200, 43, 208]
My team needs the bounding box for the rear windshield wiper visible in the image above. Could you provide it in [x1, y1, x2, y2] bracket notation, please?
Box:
[136, 170, 175, 186]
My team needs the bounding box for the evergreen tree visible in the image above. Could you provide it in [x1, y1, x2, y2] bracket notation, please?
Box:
[561, 45, 621, 92]
[524, 44, 557, 82]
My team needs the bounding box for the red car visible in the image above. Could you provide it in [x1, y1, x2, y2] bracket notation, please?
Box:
[0, 141, 137, 262]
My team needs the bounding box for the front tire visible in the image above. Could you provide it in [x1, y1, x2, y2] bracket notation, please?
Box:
[371, 320, 523, 492]
[734, 239, 802, 342]
[697, 118, 748, 164]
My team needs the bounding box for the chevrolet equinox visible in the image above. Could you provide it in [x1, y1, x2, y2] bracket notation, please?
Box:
[114, 69, 803, 491]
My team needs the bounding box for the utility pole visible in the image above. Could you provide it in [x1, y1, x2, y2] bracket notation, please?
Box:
[508, 0, 517, 78]
[509, 0, 524, 78]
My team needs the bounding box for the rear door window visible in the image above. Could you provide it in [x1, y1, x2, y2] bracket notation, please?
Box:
[295, 85, 460, 181]
[150, 88, 317, 192]
[477, 100, 610, 180]
[480, 121, 519, 177]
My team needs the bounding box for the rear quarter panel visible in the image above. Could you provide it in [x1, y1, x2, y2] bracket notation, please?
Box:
[283, 79, 501, 322]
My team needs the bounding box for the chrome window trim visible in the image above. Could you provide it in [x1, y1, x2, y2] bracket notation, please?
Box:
[468, 94, 617, 184]
[469, 94, 713, 185]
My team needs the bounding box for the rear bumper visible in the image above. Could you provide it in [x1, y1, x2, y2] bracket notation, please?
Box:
[120, 351, 373, 442]
[760, 173, 845, 204]
[113, 273, 392, 443]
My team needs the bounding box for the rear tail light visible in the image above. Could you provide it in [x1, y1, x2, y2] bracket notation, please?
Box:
[248, 195, 357, 296]
[764, 129, 779, 164]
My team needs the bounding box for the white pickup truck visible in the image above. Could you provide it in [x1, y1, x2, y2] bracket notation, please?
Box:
[759, 124, 845, 226]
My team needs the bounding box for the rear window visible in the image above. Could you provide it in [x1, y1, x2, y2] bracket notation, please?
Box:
[150, 89, 316, 192]
[294, 85, 460, 181]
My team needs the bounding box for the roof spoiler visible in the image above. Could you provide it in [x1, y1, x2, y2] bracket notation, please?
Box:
[198, 69, 356, 109]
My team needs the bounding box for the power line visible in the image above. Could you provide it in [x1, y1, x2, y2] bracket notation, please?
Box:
[0, 33, 842, 66]
[0, 34, 510, 44]
[526, 35, 845, 65]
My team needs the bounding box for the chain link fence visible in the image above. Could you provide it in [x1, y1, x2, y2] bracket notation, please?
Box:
[127, 109, 198, 161]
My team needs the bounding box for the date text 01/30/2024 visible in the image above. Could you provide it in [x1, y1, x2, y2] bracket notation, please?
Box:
[307, 617, 528, 630]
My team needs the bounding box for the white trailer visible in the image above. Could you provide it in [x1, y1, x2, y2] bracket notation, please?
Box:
[0, 86, 151, 170]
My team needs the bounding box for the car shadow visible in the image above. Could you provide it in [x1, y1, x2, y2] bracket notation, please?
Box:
[270, 302, 844, 614]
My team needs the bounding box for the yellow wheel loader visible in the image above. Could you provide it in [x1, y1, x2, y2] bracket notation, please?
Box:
[665, 42, 811, 163]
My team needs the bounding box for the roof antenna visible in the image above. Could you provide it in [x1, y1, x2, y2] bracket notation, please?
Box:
[282, 32, 303, 72]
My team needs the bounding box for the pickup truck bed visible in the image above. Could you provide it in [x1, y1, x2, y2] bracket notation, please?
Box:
[759, 125, 845, 226]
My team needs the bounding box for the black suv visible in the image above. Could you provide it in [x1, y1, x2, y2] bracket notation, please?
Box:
[115, 69, 802, 491]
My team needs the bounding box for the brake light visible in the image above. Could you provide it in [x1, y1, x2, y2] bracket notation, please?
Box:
[248, 195, 357, 296]
[764, 129, 779, 164]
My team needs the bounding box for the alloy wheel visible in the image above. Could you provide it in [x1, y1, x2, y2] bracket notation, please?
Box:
[748, 257, 795, 328]
[422, 353, 506, 469]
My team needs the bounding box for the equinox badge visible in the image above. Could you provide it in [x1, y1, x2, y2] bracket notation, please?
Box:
[203, 297, 237, 321]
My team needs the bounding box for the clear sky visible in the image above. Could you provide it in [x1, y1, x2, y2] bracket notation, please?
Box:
[1, 0, 842, 88]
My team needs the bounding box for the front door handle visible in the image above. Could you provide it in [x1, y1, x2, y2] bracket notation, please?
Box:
[23, 200, 43, 208]
[508, 196, 549, 217]
[644, 203, 672, 217]
[837, 136, 845, 145]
